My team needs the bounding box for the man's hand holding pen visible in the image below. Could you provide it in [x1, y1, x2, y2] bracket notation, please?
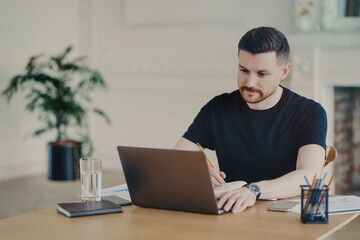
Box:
[197, 143, 227, 187]
[208, 167, 227, 187]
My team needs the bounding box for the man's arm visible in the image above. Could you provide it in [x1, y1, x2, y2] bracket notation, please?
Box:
[217, 144, 325, 213]
[173, 137, 199, 151]
[174, 138, 326, 213]
[256, 144, 325, 199]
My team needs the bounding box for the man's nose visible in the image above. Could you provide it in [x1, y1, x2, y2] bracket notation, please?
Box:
[244, 74, 257, 87]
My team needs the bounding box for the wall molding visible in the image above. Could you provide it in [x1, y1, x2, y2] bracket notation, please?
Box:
[289, 31, 360, 99]
[288, 31, 360, 48]
[101, 61, 235, 78]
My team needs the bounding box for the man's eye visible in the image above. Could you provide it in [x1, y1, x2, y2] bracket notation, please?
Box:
[258, 72, 266, 77]
[240, 69, 248, 73]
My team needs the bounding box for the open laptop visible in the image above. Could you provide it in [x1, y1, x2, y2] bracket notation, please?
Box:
[117, 145, 224, 214]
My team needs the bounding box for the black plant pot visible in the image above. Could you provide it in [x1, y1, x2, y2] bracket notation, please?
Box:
[48, 140, 81, 181]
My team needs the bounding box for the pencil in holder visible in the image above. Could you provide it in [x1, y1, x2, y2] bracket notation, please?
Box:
[301, 185, 329, 224]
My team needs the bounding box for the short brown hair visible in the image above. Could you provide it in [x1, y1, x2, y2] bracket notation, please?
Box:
[238, 26, 290, 64]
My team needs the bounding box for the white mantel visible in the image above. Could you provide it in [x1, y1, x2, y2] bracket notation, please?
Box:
[288, 31, 360, 147]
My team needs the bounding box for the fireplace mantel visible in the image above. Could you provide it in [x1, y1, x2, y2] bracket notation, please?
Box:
[288, 31, 360, 100]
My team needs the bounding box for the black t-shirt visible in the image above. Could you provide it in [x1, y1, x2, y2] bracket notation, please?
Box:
[183, 87, 327, 183]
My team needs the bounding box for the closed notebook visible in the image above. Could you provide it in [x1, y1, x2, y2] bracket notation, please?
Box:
[57, 200, 123, 218]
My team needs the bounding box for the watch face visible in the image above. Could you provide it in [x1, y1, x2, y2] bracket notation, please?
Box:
[249, 183, 261, 198]
[249, 184, 260, 192]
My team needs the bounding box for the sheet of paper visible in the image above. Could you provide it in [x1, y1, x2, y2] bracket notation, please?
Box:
[290, 195, 360, 215]
[102, 183, 131, 201]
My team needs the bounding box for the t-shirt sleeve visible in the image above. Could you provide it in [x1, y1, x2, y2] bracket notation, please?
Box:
[183, 101, 215, 150]
[298, 102, 327, 150]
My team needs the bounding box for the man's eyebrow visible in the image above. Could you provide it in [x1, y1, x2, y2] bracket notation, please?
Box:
[239, 64, 269, 73]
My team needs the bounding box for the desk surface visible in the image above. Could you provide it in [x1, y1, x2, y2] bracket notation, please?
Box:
[0, 200, 358, 240]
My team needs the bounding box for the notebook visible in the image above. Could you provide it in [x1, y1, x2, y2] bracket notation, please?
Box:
[117, 146, 245, 215]
[57, 200, 123, 218]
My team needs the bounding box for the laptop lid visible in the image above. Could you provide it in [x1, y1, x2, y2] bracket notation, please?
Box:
[117, 146, 222, 215]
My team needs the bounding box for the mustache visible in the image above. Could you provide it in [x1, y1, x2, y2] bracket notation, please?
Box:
[240, 86, 261, 93]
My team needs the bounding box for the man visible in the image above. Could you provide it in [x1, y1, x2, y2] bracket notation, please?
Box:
[173, 27, 327, 213]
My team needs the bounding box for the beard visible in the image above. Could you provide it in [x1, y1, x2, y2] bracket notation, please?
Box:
[239, 86, 275, 104]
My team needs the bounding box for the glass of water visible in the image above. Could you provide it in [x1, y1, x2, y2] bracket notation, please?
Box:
[79, 157, 102, 201]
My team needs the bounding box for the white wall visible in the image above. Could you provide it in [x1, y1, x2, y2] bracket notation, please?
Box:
[0, 0, 294, 180]
[0, 0, 84, 179]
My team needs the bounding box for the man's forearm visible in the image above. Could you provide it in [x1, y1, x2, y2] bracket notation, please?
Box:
[256, 169, 319, 200]
[257, 144, 326, 200]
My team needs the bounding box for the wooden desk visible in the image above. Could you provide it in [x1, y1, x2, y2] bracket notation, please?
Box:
[0, 200, 358, 240]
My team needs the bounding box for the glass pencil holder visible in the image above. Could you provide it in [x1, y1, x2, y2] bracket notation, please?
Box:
[301, 185, 329, 224]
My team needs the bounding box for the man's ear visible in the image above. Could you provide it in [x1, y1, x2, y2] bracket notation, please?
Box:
[280, 63, 291, 80]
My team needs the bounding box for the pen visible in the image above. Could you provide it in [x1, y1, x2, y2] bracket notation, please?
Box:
[322, 172, 327, 180]
[303, 174, 317, 215]
[304, 176, 310, 187]
[196, 143, 226, 186]
[318, 174, 334, 205]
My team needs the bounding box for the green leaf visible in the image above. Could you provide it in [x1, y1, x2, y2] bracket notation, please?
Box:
[26, 53, 43, 72]
[93, 108, 111, 124]
[72, 56, 87, 63]
[57, 46, 73, 62]
[33, 127, 52, 137]
[90, 71, 107, 88]
[1, 75, 24, 102]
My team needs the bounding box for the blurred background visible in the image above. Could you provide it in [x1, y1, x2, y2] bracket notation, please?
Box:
[0, 0, 359, 209]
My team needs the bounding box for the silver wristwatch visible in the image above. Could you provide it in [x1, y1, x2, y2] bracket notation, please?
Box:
[244, 183, 261, 199]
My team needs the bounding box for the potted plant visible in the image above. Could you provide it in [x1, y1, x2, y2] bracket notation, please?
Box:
[1, 46, 110, 180]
